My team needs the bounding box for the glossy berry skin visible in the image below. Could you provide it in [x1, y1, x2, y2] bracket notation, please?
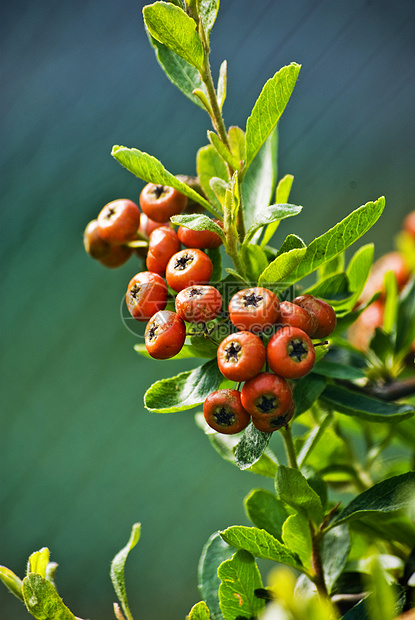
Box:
[241, 372, 293, 419]
[217, 331, 266, 382]
[139, 213, 168, 238]
[177, 221, 223, 249]
[293, 295, 337, 339]
[278, 301, 318, 337]
[229, 287, 280, 334]
[83, 219, 111, 259]
[146, 226, 181, 276]
[126, 271, 168, 321]
[251, 403, 295, 433]
[140, 183, 187, 223]
[203, 389, 250, 435]
[166, 249, 213, 293]
[145, 310, 186, 360]
[97, 199, 140, 245]
[175, 285, 222, 324]
[267, 326, 316, 379]
[99, 244, 132, 268]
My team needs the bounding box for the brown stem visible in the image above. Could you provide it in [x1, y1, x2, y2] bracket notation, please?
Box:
[338, 376, 415, 401]
[309, 523, 328, 598]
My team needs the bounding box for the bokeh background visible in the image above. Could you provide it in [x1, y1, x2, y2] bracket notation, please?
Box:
[1, 0, 415, 618]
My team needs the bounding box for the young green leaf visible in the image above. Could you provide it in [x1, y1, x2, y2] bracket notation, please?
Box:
[207, 131, 239, 170]
[317, 253, 345, 280]
[197, 145, 228, 210]
[395, 277, 415, 356]
[146, 32, 208, 108]
[111, 146, 217, 215]
[198, 0, 220, 35]
[218, 550, 265, 620]
[244, 204, 302, 245]
[292, 373, 327, 417]
[0, 566, 24, 601]
[209, 177, 228, 207]
[275, 465, 324, 525]
[245, 63, 301, 170]
[258, 247, 307, 289]
[320, 384, 414, 423]
[217, 60, 227, 111]
[144, 359, 225, 412]
[242, 244, 269, 283]
[261, 174, 294, 247]
[220, 526, 303, 572]
[297, 413, 331, 467]
[340, 243, 374, 310]
[321, 524, 350, 593]
[383, 270, 399, 336]
[304, 272, 353, 305]
[276, 233, 306, 255]
[143, 2, 204, 70]
[244, 489, 290, 542]
[193, 88, 214, 115]
[186, 600, 211, 620]
[198, 532, 233, 620]
[282, 512, 312, 570]
[27, 548, 50, 579]
[227, 126, 246, 164]
[330, 472, 415, 528]
[110, 523, 141, 620]
[282, 197, 386, 286]
[171, 213, 225, 241]
[22, 573, 76, 620]
[234, 422, 271, 470]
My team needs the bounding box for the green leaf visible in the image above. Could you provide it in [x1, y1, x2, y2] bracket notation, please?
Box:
[282, 197, 386, 286]
[318, 253, 345, 280]
[244, 489, 290, 541]
[330, 472, 415, 527]
[282, 512, 312, 570]
[110, 523, 141, 620]
[320, 384, 415, 423]
[276, 233, 306, 255]
[240, 128, 278, 230]
[134, 341, 215, 360]
[198, 0, 220, 36]
[245, 63, 301, 169]
[218, 550, 264, 620]
[197, 145, 228, 210]
[186, 600, 211, 620]
[258, 247, 307, 289]
[292, 373, 327, 416]
[395, 277, 415, 356]
[111, 146, 218, 215]
[144, 359, 224, 412]
[304, 272, 353, 305]
[338, 243, 374, 311]
[22, 573, 76, 620]
[242, 244, 269, 283]
[209, 177, 228, 207]
[321, 525, 350, 593]
[143, 2, 204, 70]
[27, 548, 50, 579]
[227, 126, 246, 164]
[261, 174, 294, 247]
[206, 247, 222, 283]
[383, 270, 399, 336]
[0, 566, 24, 601]
[234, 422, 271, 470]
[198, 532, 233, 620]
[146, 31, 207, 108]
[275, 465, 324, 525]
[207, 131, 239, 170]
[312, 360, 366, 381]
[244, 204, 302, 245]
[364, 555, 398, 620]
[297, 412, 331, 467]
[220, 526, 303, 572]
[217, 60, 227, 111]
[171, 213, 225, 241]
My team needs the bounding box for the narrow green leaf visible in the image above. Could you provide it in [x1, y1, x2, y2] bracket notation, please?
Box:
[187, 601, 211, 620]
[244, 204, 302, 244]
[245, 63, 301, 169]
[171, 213, 225, 241]
[261, 174, 294, 247]
[258, 247, 307, 289]
[27, 548, 50, 579]
[22, 573, 76, 620]
[208, 131, 239, 170]
[134, 342, 215, 360]
[143, 2, 204, 69]
[283, 197, 386, 286]
[297, 413, 331, 467]
[244, 489, 290, 542]
[220, 526, 303, 572]
[318, 253, 345, 280]
[198, 532, 233, 620]
[395, 277, 415, 356]
[304, 272, 353, 305]
[209, 177, 228, 207]
[198, 0, 220, 35]
[339, 243, 374, 311]
[218, 550, 265, 620]
[144, 359, 224, 412]
[321, 524, 350, 593]
[282, 512, 312, 570]
[197, 145, 228, 210]
[194, 88, 213, 115]
[383, 270, 399, 336]
[241, 128, 278, 230]
[146, 31, 207, 108]
[224, 267, 250, 284]
[320, 384, 414, 423]
[111, 146, 217, 215]
[312, 360, 366, 381]
[330, 472, 415, 527]
[110, 523, 141, 620]
[234, 422, 271, 470]
[292, 373, 327, 417]
[242, 244, 269, 283]
[217, 60, 227, 111]
[275, 465, 324, 525]
[228, 126, 246, 164]
[0, 566, 24, 601]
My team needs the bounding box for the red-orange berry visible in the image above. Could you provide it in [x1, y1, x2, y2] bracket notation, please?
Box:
[203, 389, 251, 435]
[166, 249, 213, 292]
[229, 287, 280, 334]
[278, 300, 319, 337]
[145, 310, 186, 359]
[241, 372, 293, 419]
[175, 285, 222, 324]
[293, 295, 337, 339]
[97, 199, 140, 245]
[140, 183, 187, 223]
[146, 226, 181, 276]
[217, 332, 266, 382]
[267, 326, 316, 379]
[177, 221, 223, 249]
[83, 219, 111, 259]
[126, 272, 168, 321]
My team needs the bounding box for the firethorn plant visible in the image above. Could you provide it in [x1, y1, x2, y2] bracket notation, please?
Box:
[3, 3, 415, 620]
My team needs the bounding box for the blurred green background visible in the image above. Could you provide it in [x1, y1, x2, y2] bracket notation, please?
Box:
[1, 1, 414, 618]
